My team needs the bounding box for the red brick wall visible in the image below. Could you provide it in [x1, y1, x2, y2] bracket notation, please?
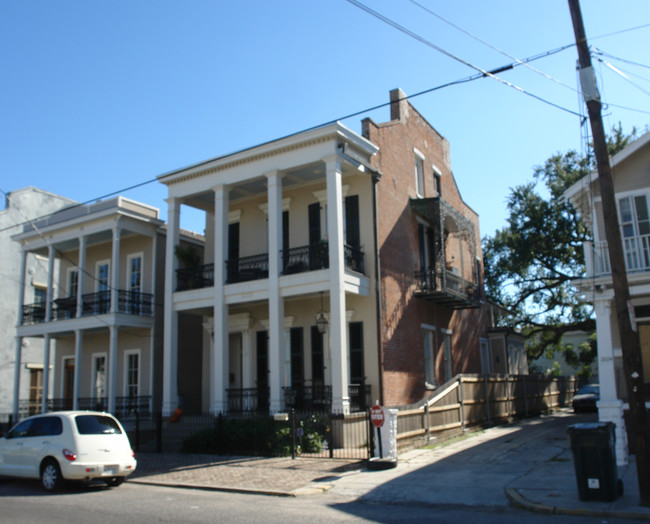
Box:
[363, 90, 488, 406]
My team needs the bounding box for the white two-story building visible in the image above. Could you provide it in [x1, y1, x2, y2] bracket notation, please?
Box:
[565, 130, 650, 464]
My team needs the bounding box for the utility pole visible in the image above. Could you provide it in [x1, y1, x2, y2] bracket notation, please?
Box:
[568, 0, 650, 506]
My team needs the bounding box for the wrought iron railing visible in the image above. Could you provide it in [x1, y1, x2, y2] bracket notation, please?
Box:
[348, 383, 372, 412]
[115, 395, 152, 416]
[282, 242, 329, 274]
[82, 290, 111, 315]
[53, 297, 77, 320]
[414, 267, 479, 303]
[283, 382, 333, 411]
[226, 253, 269, 283]
[22, 304, 46, 324]
[227, 387, 269, 413]
[176, 263, 214, 291]
[117, 290, 153, 316]
[344, 244, 364, 274]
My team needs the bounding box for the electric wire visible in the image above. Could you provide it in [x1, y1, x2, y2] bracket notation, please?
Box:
[344, 0, 582, 117]
[407, 0, 581, 95]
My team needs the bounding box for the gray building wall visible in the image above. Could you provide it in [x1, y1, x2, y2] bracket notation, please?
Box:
[0, 187, 75, 414]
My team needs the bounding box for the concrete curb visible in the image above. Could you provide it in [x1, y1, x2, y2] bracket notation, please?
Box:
[129, 478, 294, 497]
[505, 487, 650, 521]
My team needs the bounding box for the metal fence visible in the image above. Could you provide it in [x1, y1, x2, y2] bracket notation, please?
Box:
[0, 373, 577, 460]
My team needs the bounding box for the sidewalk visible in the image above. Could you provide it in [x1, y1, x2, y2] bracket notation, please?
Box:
[129, 409, 650, 520]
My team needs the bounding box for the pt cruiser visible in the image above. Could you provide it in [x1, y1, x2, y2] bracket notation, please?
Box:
[0, 411, 137, 490]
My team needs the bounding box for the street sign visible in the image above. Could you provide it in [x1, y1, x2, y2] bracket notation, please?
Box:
[370, 404, 385, 428]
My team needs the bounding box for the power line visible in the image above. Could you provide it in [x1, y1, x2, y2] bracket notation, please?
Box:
[407, 0, 580, 96]
[344, 0, 582, 117]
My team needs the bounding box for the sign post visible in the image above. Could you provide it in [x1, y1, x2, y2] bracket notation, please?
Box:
[370, 404, 385, 458]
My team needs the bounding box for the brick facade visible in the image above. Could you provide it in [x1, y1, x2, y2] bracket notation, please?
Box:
[363, 89, 489, 406]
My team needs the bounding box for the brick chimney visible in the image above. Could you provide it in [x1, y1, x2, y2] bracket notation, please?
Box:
[390, 88, 409, 121]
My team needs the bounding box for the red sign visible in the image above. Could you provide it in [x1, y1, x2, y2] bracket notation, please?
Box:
[370, 404, 385, 428]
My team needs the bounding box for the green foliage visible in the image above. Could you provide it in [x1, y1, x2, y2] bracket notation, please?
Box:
[180, 413, 328, 457]
[181, 415, 293, 456]
[482, 125, 636, 366]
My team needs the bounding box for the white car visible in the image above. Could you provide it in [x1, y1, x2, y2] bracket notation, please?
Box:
[0, 411, 137, 490]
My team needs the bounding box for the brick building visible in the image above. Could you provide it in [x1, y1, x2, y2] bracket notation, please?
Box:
[364, 89, 491, 406]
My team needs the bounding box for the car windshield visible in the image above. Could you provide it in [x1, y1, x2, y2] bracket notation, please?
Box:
[578, 385, 599, 395]
[75, 415, 122, 435]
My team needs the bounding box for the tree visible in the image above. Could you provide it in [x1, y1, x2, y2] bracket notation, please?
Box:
[483, 125, 636, 374]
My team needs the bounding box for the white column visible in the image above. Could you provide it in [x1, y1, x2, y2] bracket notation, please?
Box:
[594, 296, 628, 465]
[73, 330, 82, 410]
[42, 335, 51, 413]
[162, 197, 180, 414]
[107, 326, 118, 414]
[17, 249, 27, 325]
[212, 185, 229, 414]
[325, 156, 350, 414]
[110, 228, 121, 314]
[77, 236, 87, 317]
[45, 245, 55, 322]
[267, 171, 285, 412]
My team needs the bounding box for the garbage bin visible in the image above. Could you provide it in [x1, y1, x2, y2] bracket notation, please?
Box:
[567, 422, 622, 502]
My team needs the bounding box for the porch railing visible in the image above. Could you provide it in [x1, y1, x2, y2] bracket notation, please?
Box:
[283, 382, 333, 411]
[176, 263, 214, 291]
[588, 236, 650, 277]
[227, 387, 269, 413]
[117, 290, 154, 316]
[226, 253, 269, 283]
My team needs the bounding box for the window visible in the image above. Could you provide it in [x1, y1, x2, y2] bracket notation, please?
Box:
[124, 350, 140, 398]
[619, 195, 650, 269]
[423, 327, 436, 387]
[96, 260, 110, 291]
[414, 151, 425, 197]
[434, 170, 442, 196]
[345, 195, 360, 248]
[92, 354, 107, 402]
[34, 287, 46, 305]
[68, 269, 79, 298]
[349, 322, 364, 384]
[290, 328, 304, 388]
[311, 326, 324, 383]
[442, 331, 453, 382]
[127, 254, 142, 293]
[28, 368, 43, 415]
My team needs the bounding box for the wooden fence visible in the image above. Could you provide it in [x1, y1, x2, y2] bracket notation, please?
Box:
[395, 374, 577, 451]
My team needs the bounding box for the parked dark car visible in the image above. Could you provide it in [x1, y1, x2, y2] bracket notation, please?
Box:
[573, 384, 600, 412]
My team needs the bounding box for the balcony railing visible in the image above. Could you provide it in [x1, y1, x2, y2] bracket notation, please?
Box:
[414, 266, 480, 309]
[176, 242, 366, 291]
[283, 382, 333, 411]
[117, 290, 153, 316]
[21, 290, 154, 325]
[588, 235, 650, 277]
[176, 263, 214, 291]
[227, 387, 269, 413]
[227, 253, 269, 283]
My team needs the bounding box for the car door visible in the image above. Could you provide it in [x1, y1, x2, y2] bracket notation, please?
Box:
[22, 416, 62, 477]
[0, 419, 33, 477]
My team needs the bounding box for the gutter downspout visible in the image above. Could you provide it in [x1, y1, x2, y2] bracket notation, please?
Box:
[371, 169, 384, 405]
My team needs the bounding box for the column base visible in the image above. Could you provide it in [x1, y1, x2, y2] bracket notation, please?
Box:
[598, 399, 628, 466]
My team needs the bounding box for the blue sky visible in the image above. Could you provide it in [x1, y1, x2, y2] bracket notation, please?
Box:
[2, 0, 649, 239]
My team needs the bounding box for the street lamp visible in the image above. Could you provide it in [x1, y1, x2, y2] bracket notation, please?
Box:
[315, 292, 328, 334]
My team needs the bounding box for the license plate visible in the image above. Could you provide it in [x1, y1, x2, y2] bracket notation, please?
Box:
[103, 466, 117, 475]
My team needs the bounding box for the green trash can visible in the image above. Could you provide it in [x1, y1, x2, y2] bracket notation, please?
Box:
[567, 422, 622, 502]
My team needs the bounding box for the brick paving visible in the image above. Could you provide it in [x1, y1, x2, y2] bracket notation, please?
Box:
[130, 452, 365, 494]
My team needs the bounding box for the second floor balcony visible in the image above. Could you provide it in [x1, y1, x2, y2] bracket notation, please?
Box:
[21, 290, 154, 325]
[176, 241, 365, 291]
[586, 235, 650, 277]
[414, 264, 481, 309]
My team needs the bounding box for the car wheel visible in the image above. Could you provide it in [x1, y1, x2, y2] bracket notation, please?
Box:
[105, 476, 125, 487]
[41, 459, 64, 491]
